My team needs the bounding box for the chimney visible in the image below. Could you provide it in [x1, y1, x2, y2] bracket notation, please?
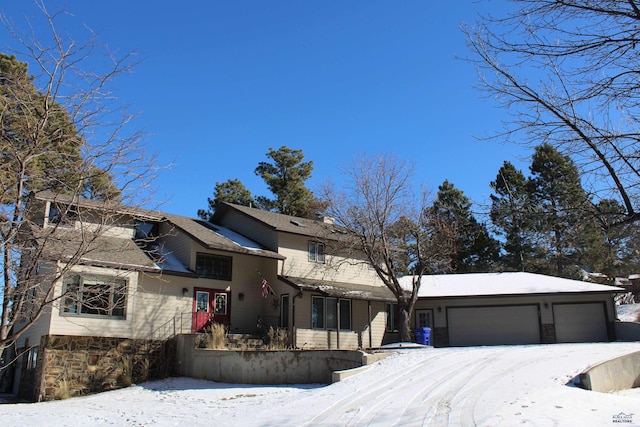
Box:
[315, 214, 335, 224]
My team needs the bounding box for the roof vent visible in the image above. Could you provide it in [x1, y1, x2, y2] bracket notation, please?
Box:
[290, 220, 307, 227]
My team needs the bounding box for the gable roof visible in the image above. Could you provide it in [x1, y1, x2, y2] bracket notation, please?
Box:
[398, 272, 624, 298]
[33, 191, 165, 221]
[164, 213, 284, 260]
[34, 226, 162, 272]
[30, 193, 283, 276]
[213, 202, 345, 240]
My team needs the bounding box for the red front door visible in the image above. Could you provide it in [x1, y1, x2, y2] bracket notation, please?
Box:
[192, 288, 231, 332]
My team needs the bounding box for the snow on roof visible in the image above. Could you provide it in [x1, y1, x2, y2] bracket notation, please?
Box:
[398, 272, 625, 298]
[209, 224, 263, 251]
[153, 244, 191, 274]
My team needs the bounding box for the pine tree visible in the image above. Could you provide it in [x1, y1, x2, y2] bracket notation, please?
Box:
[198, 178, 254, 221]
[490, 161, 536, 272]
[526, 144, 605, 277]
[432, 180, 500, 273]
[594, 199, 640, 277]
[0, 53, 119, 202]
[254, 146, 317, 218]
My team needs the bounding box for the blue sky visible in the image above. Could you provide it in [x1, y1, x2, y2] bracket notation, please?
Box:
[2, 1, 529, 218]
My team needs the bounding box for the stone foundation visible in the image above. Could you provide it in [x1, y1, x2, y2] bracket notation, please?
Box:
[30, 335, 174, 402]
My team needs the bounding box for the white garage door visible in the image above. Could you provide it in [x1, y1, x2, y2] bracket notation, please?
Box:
[553, 303, 608, 343]
[448, 305, 541, 346]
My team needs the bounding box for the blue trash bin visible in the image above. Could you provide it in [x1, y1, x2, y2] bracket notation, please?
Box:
[414, 327, 431, 346]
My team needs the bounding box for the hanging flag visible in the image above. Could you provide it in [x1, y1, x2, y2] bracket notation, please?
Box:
[261, 277, 273, 298]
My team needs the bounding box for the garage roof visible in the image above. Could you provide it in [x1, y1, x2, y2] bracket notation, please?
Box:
[399, 272, 624, 298]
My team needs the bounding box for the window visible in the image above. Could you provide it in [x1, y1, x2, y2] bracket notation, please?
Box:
[196, 291, 209, 313]
[26, 346, 39, 370]
[214, 293, 227, 315]
[312, 296, 351, 330]
[62, 274, 127, 319]
[48, 203, 77, 226]
[195, 253, 232, 281]
[312, 296, 325, 329]
[280, 294, 290, 328]
[415, 309, 432, 328]
[308, 241, 325, 263]
[386, 302, 399, 332]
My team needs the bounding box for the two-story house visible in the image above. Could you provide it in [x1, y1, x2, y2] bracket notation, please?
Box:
[212, 202, 396, 349]
[7, 192, 396, 400]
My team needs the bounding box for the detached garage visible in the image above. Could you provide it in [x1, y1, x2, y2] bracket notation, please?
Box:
[400, 272, 623, 347]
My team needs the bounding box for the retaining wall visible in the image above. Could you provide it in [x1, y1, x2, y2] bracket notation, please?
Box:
[579, 351, 640, 392]
[176, 334, 379, 384]
[34, 335, 173, 401]
[615, 321, 640, 342]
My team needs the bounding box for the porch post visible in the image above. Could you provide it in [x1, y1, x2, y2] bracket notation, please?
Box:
[368, 301, 372, 348]
[336, 299, 341, 349]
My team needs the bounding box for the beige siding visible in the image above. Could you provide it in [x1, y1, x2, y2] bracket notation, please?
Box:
[278, 233, 383, 286]
[160, 223, 193, 268]
[218, 213, 279, 250]
[132, 274, 194, 338]
[43, 203, 136, 239]
[369, 304, 388, 347]
[47, 265, 139, 338]
[292, 297, 387, 349]
[186, 241, 281, 333]
[14, 261, 59, 348]
[295, 329, 359, 349]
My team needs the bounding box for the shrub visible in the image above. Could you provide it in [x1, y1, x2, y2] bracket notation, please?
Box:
[205, 323, 227, 349]
[266, 326, 289, 350]
[54, 379, 71, 400]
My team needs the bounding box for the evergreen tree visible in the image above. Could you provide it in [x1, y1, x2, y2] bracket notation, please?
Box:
[490, 161, 536, 272]
[254, 146, 316, 218]
[0, 53, 119, 202]
[526, 144, 606, 277]
[594, 199, 640, 277]
[198, 178, 254, 221]
[431, 180, 500, 273]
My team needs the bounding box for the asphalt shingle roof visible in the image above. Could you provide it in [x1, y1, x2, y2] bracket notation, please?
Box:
[279, 276, 396, 302]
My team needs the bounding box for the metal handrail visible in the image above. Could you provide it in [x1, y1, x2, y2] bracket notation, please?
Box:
[149, 312, 195, 341]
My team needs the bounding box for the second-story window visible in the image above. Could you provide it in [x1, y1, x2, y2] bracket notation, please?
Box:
[195, 253, 232, 281]
[308, 241, 325, 263]
[48, 203, 78, 227]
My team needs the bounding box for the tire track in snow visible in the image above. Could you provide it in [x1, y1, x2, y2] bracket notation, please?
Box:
[301, 349, 479, 426]
[395, 348, 507, 426]
[397, 347, 547, 426]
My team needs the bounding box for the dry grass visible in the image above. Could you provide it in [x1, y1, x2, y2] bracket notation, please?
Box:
[205, 323, 227, 349]
[53, 379, 71, 400]
[266, 326, 289, 350]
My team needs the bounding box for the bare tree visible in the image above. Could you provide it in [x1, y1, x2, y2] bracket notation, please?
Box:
[1, 2, 159, 368]
[465, 0, 640, 227]
[320, 155, 454, 342]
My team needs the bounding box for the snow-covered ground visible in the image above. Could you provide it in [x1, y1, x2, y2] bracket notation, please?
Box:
[1, 342, 640, 426]
[617, 303, 640, 322]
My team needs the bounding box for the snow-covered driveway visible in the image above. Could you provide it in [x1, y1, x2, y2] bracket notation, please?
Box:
[2, 342, 639, 426]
